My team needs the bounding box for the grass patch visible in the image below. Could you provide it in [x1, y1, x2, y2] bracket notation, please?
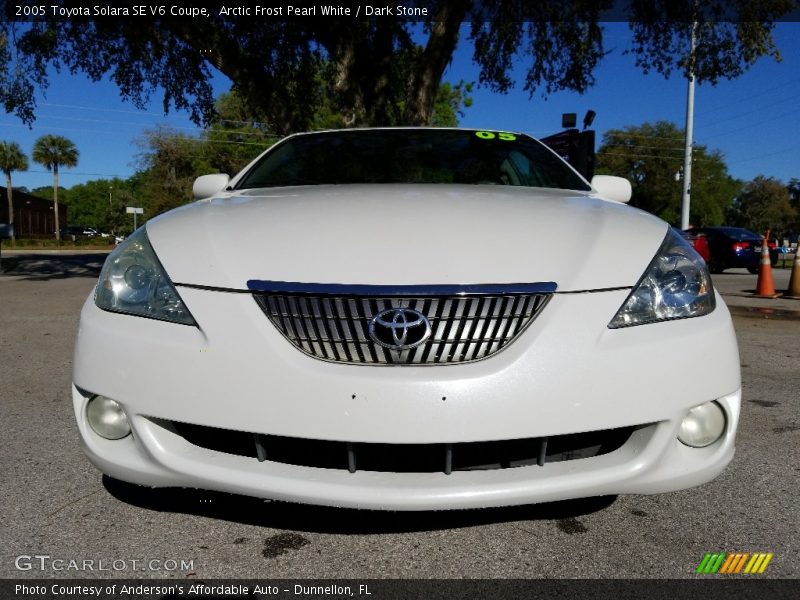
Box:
[1, 237, 116, 250]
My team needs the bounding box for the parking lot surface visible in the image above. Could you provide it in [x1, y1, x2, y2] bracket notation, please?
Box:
[1, 252, 798, 579]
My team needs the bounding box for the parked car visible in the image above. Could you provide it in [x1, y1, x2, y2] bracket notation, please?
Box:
[685, 227, 778, 274]
[100, 233, 125, 245]
[60, 225, 99, 240]
[72, 128, 740, 510]
[678, 228, 711, 264]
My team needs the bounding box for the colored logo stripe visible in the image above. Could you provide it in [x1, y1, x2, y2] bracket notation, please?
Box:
[745, 553, 773, 574]
[719, 553, 748, 573]
[698, 552, 773, 574]
[697, 553, 726, 574]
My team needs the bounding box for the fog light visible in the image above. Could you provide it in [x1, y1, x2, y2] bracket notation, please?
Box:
[678, 401, 726, 448]
[87, 396, 131, 440]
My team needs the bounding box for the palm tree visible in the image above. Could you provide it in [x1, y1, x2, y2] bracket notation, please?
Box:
[0, 141, 28, 244]
[32, 135, 79, 241]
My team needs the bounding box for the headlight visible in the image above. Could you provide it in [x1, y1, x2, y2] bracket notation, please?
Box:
[95, 227, 196, 325]
[608, 228, 715, 328]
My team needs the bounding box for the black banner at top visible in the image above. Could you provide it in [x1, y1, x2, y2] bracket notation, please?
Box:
[4, 1, 800, 23]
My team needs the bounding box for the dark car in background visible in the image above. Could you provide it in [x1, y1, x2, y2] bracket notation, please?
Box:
[61, 225, 99, 240]
[685, 226, 778, 274]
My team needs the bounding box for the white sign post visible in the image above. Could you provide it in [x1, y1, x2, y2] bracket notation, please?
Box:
[126, 207, 144, 230]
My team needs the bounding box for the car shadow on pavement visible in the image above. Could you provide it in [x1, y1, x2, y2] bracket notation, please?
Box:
[102, 476, 617, 534]
[0, 253, 107, 280]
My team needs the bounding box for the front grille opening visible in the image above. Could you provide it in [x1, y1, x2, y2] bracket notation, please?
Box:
[171, 422, 636, 474]
[251, 285, 554, 365]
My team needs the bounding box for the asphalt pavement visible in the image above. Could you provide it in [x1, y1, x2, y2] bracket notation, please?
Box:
[1, 252, 798, 579]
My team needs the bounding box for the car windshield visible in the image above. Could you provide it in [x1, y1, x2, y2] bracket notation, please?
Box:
[235, 129, 591, 191]
[714, 227, 761, 240]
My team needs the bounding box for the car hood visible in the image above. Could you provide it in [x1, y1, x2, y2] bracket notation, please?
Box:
[146, 184, 668, 292]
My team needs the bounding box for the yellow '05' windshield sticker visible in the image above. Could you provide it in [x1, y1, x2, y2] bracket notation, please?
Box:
[475, 131, 517, 141]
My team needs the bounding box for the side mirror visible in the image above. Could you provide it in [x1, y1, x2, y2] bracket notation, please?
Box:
[591, 175, 632, 204]
[193, 174, 230, 199]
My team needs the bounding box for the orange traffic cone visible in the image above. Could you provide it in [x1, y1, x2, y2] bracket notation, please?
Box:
[785, 247, 800, 299]
[754, 230, 780, 298]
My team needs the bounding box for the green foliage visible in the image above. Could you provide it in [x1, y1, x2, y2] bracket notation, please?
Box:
[0, 140, 28, 176]
[33, 179, 139, 236]
[789, 178, 800, 201]
[133, 129, 202, 216]
[31, 186, 70, 204]
[431, 82, 474, 127]
[1, 140, 29, 239]
[0, 29, 36, 125]
[727, 176, 797, 236]
[133, 92, 280, 217]
[5, 236, 115, 248]
[688, 150, 741, 227]
[596, 121, 739, 226]
[31, 134, 78, 239]
[788, 178, 800, 229]
[32, 135, 79, 171]
[627, 1, 792, 84]
[203, 93, 281, 174]
[106, 186, 140, 237]
[62, 178, 131, 232]
[3, 2, 791, 130]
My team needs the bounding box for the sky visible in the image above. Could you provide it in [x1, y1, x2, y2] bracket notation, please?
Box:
[2, 20, 798, 193]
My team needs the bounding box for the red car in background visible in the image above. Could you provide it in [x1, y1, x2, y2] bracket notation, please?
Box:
[680, 229, 711, 264]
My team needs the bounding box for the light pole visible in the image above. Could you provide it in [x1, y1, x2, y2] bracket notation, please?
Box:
[680, 21, 697, 230]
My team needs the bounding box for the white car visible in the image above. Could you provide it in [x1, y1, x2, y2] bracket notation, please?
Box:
[73, 128, 740, 510]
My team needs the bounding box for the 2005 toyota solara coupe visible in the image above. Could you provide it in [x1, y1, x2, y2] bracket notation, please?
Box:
[73, 128, 740, 510]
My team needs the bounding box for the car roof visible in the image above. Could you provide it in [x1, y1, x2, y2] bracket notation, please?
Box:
[691, 226, 760, 238]
[285, 126, 528, 139]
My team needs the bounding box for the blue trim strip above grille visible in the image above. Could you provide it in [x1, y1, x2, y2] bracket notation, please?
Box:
[246, 280, 558, 296]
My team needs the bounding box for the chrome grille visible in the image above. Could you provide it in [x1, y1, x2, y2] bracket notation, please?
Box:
[249, 281, 555, 365]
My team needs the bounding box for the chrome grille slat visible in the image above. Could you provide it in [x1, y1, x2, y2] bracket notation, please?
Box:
[252, 283, 554, 365]
[461, 296, 488, 362]
[483, 296, 507, 356]
[473, 298, 495, 358]
[341, 298, 367, 362]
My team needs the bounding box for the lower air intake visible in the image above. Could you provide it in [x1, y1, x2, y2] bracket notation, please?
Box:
[169, 421, 637, 474]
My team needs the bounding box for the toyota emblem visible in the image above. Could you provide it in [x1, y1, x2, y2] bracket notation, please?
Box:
[368, 308, 432, 350]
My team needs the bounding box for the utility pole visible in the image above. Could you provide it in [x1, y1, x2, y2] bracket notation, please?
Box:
[680, 21, 697, 231]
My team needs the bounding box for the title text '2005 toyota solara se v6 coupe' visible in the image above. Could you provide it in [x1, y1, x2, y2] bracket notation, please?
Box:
[73, 128, 740, 510]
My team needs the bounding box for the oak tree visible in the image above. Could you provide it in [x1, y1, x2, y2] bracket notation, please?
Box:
[2, 1, 792, 132]
[596, 121, 739, 225]
[727, 176, 797, 235]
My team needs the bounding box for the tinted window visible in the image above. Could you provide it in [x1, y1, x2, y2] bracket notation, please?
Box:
[714, 227, 760, 240]
[236, 129, 590, 192]
[689, 227, 760, 241]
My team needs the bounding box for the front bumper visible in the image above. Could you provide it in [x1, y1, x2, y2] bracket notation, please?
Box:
[73, 286, 741, 510]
